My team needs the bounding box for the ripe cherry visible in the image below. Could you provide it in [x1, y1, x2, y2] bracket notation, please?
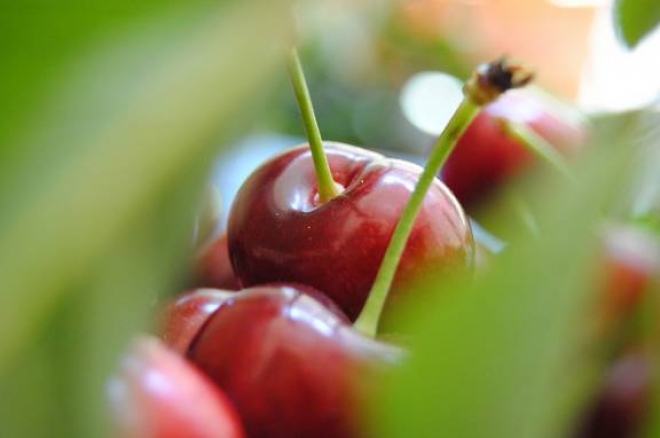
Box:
[597, 224, 660, 334]
[108, 336, 245, 438]
[187, 284, 402, 438]
[576, 349, 651, 438]
[441, 90, 587, 211]
[192, 233, 241, 291]
[158, 288, 234, 355]
[227, 142, 474, 321]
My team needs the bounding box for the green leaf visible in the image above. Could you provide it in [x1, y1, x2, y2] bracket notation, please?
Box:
[0, 0, 291, 371]
[615, 0, 660, 48]
[372, 110, 655, 438]
[0, 0, 291, 436]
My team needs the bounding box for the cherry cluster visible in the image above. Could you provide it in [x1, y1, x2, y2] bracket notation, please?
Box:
[108, 52, 660, 438]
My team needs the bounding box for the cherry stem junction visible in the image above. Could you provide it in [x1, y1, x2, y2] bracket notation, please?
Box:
[287, 48, 340, 203]
[354, 58, 534, 338]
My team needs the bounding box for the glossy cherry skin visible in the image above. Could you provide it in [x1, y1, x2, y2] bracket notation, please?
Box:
[228, 142, 474, 321]
[158, 284, 349, 355]
[187, 284, 402, 438]
[193, 233, 241, 291]
[441, 90, 586, 211]
[158, 289, 234, 355]
[108, 336, 245, 438]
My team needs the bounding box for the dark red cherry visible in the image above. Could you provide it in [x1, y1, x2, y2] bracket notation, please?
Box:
[576, 349, 650, 438]
[227, 142, 474, 321]
[442, 90, 587, 211]
[187, 284, 402, 438]
[193, 233, 241, 291]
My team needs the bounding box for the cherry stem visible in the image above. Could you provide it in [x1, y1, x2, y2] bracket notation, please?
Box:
[354, 58, 534, 338]
[287, 48, 339, 203]
[499, 119, 574, 180]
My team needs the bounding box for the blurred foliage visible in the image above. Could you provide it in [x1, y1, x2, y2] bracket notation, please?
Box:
[2, 0, 660, 437]
[0, 0, 291, 436]
[262, 1, 469, 154]
[591, 110, 660, 227]
[615, 0, 660, 47]
[372, 109, 660, 438]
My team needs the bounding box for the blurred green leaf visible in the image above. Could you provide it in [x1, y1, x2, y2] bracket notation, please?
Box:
[373, 110, 656, 438]
[0, 0, 291, 436]
[590, 110, 660, 225]
[0, 0, 291, 370]
[615, 0, 660, 48]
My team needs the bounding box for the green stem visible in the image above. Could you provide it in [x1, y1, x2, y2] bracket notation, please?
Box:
[287, 48, 339, 202]
[353, 98, 480, 337]
[500, 120, 574, 180]
[352, 58, 534, 337]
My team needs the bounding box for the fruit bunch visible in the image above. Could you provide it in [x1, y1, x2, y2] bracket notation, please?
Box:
[107, 48, 660, 438]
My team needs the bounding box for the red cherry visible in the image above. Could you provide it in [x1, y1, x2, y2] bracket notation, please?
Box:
[227, 142, 474, 321]
[441, 90, 586, 210]
[158, 288, 234, 355]
[193, 233, 241, 291]
[598, 225, 660, 332]
[187, 284, 402, 438]
[576, 350, 650, 438]
[108, 336, 245, 438]
[158, 285, 351, 355]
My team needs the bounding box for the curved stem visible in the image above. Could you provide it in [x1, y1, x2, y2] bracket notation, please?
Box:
[354, 57, 535, 337]
[287, 48, 339, 202]
[353, 98, 480, 337]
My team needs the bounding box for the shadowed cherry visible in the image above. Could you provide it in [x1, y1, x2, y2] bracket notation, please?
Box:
[193, 233, 241, 291]
[576, 349, 651, 438]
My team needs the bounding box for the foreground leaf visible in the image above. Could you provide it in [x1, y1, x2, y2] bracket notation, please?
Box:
[615, 0, 660, 48]
[373, 111, 656, 438]
[0, 0, 291, 436]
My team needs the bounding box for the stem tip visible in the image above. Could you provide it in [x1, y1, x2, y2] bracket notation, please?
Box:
[464, 57, 535, 106]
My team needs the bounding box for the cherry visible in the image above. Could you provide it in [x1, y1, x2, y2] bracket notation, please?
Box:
[575, 227, 659, 437]
[597, 224, 660, 334]
[576, 349, 651, 438]
[158, 285, 351, 355]
[187, 284, 402, 438]
[192, 233, 241, 291]
[158, 288, 234, 355]
[228, 56, 533, 331]
[108, 336, 245, 438]
[227, 142, 474, 321]
[441, 90, 587, 211]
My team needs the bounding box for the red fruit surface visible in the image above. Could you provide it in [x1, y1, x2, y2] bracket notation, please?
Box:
[599, 225, 660, 332]
[158, 288, 234, 355]
[227, 142, 474, 321]
[577, 350, 650, 438]
[108, 336, 245, 438]
[441, 90, 586, 210]
[188, 284, 402, 438]
[193, 233, 241, 291]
